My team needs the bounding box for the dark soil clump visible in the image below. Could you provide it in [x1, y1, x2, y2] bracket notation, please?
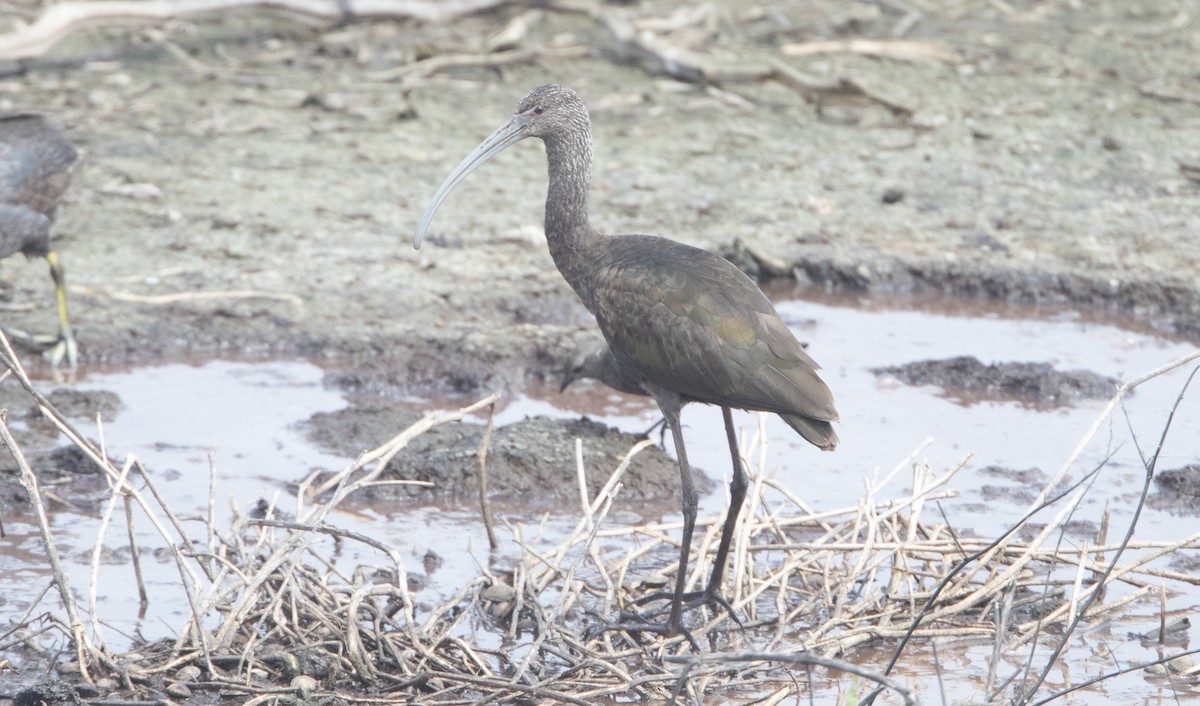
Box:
[43, 388, 122, 420]
[1155, 465, 1200, 497]
[874, 356, 1118, 404]
[979, 465, 1047, 486]
[1150, 464, 1200, 514]
[14, 679, 82, 706]
[302, 406, 704, 507]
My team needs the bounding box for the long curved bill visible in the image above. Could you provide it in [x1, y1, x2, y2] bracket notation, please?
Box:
[412, 113, 532, 249]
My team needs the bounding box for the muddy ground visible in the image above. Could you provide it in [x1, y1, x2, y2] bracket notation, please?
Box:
[300, 405, 709, 504]
[872, 355, 1118, 404]
[0, 0, 1195, 506]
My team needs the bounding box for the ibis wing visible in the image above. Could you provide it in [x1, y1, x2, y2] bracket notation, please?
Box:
[591, 235, 837, 423]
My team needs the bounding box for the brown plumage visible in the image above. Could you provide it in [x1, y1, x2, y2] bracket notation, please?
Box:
[0, 112, 80, 367]
[414, 85, 837, 637]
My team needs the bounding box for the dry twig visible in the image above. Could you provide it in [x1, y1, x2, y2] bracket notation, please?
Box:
[0, 0, 513, 61]
[477, 401, 498, 550]
[71, 284, 306, 318]
[781, 39, 960, 64]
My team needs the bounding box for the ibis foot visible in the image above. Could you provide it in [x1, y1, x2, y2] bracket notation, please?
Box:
[2, 325, 77, 369]
[601, 613, 701, 651]
[632, 587, 745, 629]
[638, 416, 668, 446]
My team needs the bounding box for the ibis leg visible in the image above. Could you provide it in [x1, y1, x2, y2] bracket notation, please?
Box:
[606, 393, 742, 639]
[705, 406, 749, 597]
[601, 395, 700, 645]
[662, 403, 698, 635]
[617, 403, 743, 633]
[45, 251, 77, 368]
[1, 251, 77, 369]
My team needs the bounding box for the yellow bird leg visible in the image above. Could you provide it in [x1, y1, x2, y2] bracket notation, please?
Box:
[44, 250, 77, 369]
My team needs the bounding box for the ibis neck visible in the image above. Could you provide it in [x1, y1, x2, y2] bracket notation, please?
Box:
[543, 132, 599, 306]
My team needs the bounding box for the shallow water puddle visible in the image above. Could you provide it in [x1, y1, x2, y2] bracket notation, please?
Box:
[0, 361, 353, 652]
[2, 295, 1198, 702]
[553, 290, 1200, 541]
[74, 360, 351, 517]
[0, 360, 575, 657]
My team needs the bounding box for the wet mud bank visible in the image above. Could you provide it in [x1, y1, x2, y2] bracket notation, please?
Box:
[873, 355, 1118, 405]
[301, 405, 705, 506]
[47, 254, 1190, 404]
[324, 253, 1198, 400]
[786, 252, 1200, 339]
[728, 239, 1200, 341]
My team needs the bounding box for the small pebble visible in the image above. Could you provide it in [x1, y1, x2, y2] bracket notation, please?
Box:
[1145, 654, 1195, 675]
[881, 187, 905, 204]
[175, 665, 202, 682]
[481, 583, 516, 602]
[292, 675, 319, 695]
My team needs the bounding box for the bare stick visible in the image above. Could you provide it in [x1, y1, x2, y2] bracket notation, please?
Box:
[89, 455, 138, 652]
[862, 354, 1200, 706]
[217, 395, 500, 650]
[1034, 348, 1200, 511]
[72, 285, 306, 318]
[123, 488, 149, 617]
[1017, 365, 1198, 705]
[477, 401, 498, 550]
[861, 455, 1108, 704]
[207, 452, 219, 579]
[129, 458, 207, 582]
[0, 413, 94, 681]
[368, 45, 589, 82]
[1027, 646, 1200, 706]
[248, 518, 412, 564]
[780, 39, 960, 63]
[309, 392, 500, 497]
[0, 0, 514, 61]
[548, 0, 916, 113]
[575, 438, 590, 524]
[514, 480, 620, 682]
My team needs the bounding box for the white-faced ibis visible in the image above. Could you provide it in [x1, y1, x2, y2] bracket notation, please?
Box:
[0, 113, 80, 367]
[414, 85, 838, 637]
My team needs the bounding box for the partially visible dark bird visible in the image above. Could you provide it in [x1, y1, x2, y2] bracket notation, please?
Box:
[561, 339, 669, 443]
[0, 112, 80, 367]
[561, 339, 647, 397]
[414, 85, 838, 637]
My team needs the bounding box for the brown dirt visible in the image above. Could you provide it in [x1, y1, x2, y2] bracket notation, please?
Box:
[300, 405, 707, 503]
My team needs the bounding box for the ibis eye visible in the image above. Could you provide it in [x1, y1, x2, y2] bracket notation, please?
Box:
[533, 106, 544, 115]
